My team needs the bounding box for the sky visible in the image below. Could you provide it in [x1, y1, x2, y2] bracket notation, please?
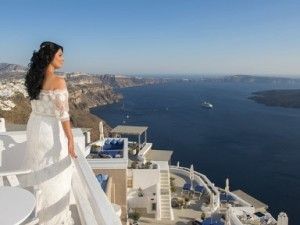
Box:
[0, 0, 299, 76]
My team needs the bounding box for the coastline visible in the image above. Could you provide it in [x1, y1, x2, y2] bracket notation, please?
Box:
[249, 89, 300, 108]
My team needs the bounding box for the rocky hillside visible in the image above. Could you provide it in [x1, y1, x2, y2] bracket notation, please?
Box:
[0, 63, 28, 79]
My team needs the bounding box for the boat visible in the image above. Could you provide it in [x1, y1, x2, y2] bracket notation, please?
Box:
[201, 101, 213, 109]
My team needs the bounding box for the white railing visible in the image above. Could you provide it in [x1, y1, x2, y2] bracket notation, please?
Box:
[170, 165, 220, 212]
[156, 177, 161, 220]
[0, 130, 122, 225]
[72, 142, 122, 225]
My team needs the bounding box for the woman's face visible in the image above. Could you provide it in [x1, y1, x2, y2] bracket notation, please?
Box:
[51, 48, 64, 69]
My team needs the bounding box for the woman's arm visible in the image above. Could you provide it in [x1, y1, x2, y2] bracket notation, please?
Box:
[62, 120, 74, 142]
[53, 76, 77, 158]
[62, 120, 77, 158]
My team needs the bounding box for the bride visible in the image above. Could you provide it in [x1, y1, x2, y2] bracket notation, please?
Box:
[23, 41, 77, 224]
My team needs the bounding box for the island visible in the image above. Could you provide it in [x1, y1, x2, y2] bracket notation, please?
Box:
[249, 89, 300, 108]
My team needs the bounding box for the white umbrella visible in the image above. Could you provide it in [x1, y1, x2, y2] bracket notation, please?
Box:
[189, 164, 195, 189]
[99, 121, 104, 141]
[225, 178, 230, 193]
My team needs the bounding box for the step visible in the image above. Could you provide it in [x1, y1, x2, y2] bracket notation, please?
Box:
[161, 216, 171, 219]
[161, 215, 171, 218]
[161, 204, 170, 208]
[160, 173, 169, 176]
[160, 179, 169, 182]
[160, 195, 170, 199]
[160, 179, 169, 183]
[161, 201, 170, 204]
[161, 210, 170, 213]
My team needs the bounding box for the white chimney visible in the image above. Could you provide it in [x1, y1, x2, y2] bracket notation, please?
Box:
[277, 212, 288, 225]
[225, 178, 230, 192]
[0, 118, 6, 132]
[85, 130, 91, 145]
[99, 121, 104, 141]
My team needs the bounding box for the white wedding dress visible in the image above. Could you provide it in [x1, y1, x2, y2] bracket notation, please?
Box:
[20, 87, 75, 225]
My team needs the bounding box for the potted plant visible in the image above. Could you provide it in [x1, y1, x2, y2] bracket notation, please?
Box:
[131, 161, 138, 169]
[145, 161, 152, 169]
[137, 187, 144, 197]
[128, 211, 141, 224]
[131, 144, 137, 155]
[184, 196, 191, 208]
[170, 177, 176, 193]
[177, 198, 184, 209]
[90, 144, 100, 154]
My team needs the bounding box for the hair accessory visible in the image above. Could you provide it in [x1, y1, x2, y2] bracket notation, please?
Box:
[40, 41, 54, 49]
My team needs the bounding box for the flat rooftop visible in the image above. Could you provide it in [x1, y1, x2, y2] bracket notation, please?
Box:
[232, 189, 268, 212]
[145, 149, 173, 162]
[111, 125, 148, 135]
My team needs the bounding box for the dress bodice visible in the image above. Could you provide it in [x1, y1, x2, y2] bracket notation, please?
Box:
[30, 88, 70, 121]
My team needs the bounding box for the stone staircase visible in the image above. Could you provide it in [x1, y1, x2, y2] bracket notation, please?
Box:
[159, 170, 173, 220]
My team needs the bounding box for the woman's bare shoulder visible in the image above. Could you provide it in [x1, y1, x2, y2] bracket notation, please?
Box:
[53, 75, 67, 90]
[53, 73, 67, 81]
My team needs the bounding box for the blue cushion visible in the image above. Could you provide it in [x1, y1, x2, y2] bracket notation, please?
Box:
[183, 183, 191, 190]
[104, 143, 113, 149]
[111, 139, 117, 145]
[102, 174, 108, 181]
[195, 185, 204, 192]
[96, 174, 109, 190]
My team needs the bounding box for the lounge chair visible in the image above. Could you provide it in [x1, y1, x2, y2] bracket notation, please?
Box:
[181, 183, 192, 194]
[194, 184, 204, 199]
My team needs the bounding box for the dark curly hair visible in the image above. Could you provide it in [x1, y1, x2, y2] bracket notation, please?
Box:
[25, 41, 63, 100]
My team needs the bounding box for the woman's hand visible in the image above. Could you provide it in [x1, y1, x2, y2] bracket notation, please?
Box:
[68, 138, 78, 159]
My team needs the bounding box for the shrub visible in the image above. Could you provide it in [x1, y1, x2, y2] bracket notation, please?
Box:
[170, 177, 176, 193]
[128, 211, 141, 222]
[131, 161, 138, 169]
[137, 187, 144, 197]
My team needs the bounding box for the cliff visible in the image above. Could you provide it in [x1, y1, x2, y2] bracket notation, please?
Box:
[0, 65, 167, 142]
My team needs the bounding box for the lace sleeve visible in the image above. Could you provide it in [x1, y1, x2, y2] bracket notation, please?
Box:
[53, 90, 70, 122]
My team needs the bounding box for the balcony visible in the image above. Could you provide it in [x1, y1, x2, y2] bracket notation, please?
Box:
[87, 137, 129, 170]
[0, 129, 122, 225]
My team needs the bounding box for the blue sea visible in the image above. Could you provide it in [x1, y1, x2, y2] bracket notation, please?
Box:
[90, 80, 300, 223]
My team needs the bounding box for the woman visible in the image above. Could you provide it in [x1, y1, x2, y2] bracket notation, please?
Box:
[23, 41, 77, 224]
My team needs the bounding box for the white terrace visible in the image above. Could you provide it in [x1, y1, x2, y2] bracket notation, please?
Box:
[0, 126, 122, 225]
